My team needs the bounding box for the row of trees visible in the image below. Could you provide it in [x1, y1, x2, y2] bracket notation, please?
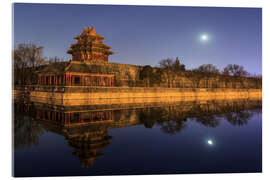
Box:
[158, 57, 257, 77]
[139, 57, 262, 88]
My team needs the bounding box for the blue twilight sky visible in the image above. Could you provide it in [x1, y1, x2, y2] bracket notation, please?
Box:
[13, 3, 262, 75]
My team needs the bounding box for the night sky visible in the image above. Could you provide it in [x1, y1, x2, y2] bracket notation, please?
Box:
[13, 3, 262, 75]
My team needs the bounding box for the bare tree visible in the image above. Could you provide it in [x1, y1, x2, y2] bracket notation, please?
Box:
[159, 58, 174, 70]
[223, 64, 248, 77]
[192, 64, 220, 88]
[13, 43, 45, 85]
[194, 64, 220, 74]
[159, 58, 186, 87]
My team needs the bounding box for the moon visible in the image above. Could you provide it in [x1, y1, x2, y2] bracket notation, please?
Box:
[207, 140, 213, 145]
[201, 34, 208, 41]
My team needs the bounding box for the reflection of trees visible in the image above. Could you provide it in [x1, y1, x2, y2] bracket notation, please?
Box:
[159, 120, 186, 135]
[251, 108, 262, 115]
[194, 115, 220, 128]
[139, 108, 162, 128]
[139, 106, 187, 134]
[225, 111, 253, 126]
[138, 100, 261, 134]
[155, 106, 187, 135]
[13, 102, 44, 149]
[14, 115, 44, 149]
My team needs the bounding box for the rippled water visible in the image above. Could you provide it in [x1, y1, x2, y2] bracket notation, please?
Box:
[13, 99, 262, 177]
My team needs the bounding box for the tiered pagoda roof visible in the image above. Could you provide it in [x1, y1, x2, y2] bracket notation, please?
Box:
[67, 26, 114, 62]
[37, 25, 116, 87]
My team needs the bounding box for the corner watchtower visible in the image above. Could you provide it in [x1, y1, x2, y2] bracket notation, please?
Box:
[67, 26, 114, 63]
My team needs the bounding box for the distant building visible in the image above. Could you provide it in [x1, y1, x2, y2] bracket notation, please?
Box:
[38, 26, 115, 87]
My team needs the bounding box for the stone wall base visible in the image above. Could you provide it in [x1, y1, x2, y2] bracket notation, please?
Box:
[23, 87, 262, 106]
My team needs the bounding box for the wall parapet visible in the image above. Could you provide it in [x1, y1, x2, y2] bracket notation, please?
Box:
[14, 85, 262, 93]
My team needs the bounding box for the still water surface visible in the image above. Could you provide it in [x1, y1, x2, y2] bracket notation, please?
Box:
[13, 99, 262, 177]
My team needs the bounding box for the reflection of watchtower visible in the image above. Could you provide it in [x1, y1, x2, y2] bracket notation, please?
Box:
[66, 126, 112, 168]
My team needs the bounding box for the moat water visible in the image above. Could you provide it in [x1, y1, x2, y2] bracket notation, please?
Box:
[13, 99, 262, 177]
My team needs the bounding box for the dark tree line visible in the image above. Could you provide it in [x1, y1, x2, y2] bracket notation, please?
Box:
[13, 44, 45, 85]
[139, 57, 262, 89]
[139, 57, 186, 87]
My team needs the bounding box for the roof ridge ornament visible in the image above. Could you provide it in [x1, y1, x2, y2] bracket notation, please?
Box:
[83, 26, 88, 32]
[91, 26, 96, 35]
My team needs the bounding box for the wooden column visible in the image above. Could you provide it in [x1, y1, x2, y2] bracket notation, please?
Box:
[54, 112, 56, 121]
[81, 113, 84, 122]
[71, 75, 73, 85]
[72, 76, 74, 85]
[81, 76, 83, 86]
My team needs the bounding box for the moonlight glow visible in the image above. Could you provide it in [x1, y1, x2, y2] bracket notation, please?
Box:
[201, 34, 208, 41]
[207, 140, 213, 146]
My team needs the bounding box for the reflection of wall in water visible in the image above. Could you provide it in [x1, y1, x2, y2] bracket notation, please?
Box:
[14, 99, 262, 168]
[18, 99, 262, 129]
[35, 109, 114, 127]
